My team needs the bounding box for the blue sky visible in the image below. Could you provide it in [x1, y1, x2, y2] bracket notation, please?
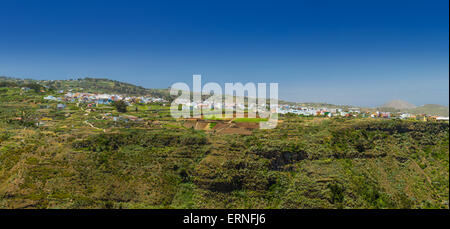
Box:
[0, 0, 448, 106]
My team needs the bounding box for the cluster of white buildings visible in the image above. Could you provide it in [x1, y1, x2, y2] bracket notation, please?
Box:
[42, 91, 448, 122]
[173, 98, 279, 114]
[44, 92, 167, 106]
[276, 105, 361, 117]
[172, 100, 394, 118]
[277, 105, 450, 121]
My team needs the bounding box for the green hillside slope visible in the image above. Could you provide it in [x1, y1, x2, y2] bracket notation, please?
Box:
[407, 104, 449, 117]
[0, 85, 448, 209]
[0, 76, 171, 99]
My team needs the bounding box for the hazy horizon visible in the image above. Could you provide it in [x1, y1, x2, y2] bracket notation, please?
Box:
[1, 0, 448, 107]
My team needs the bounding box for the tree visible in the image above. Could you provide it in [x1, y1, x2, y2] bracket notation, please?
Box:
[112, 100, 128, 113]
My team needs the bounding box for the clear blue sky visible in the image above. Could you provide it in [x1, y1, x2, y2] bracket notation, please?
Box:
[0, 0, 448, 106]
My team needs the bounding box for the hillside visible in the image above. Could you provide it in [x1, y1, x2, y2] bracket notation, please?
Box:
[408, 104, 449, 117]
[0, 76, 171, 99]
[379, 99, 449, 116]
[0, 81, 448, 209]
[382, 100, 417, 110]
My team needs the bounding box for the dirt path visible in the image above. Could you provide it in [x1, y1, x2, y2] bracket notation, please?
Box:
[84, 120, 105, 132]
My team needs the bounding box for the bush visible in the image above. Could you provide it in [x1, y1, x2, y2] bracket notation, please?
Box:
[112, 100, 128, 113]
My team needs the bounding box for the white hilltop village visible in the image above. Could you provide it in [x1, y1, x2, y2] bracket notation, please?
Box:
[37, 87, 449, 122]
